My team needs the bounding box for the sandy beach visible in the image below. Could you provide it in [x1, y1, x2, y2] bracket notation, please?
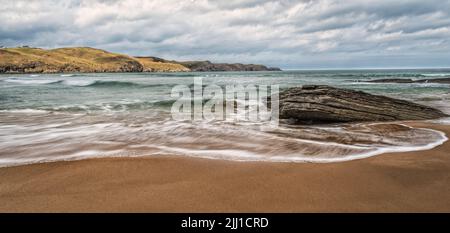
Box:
[0, 122, 449, 213]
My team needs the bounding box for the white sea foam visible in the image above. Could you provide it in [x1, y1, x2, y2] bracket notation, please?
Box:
[3, 78, 61, 85]
[152, 127, 447, 163]
[2, 78, 100, 87]
[62, 80, 96, 86]
[1, 116, 447, 168]
[2, 78, 98, 86]
[0, 109, 49, 114]
[0, 149, 132, 168]
[421, 73, 450, 77]
[431, 117, 450, 125]
[412, 83, 449, 88]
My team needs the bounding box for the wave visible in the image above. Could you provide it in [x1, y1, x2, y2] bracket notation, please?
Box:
[430, 117, 450, 125]
[3, 78, 63, 85]
[0, 98, 219, 114]
[0, 119, 447, 167]
[59, 80, 96, 86]
[83, 80, 147, 88]
[421, 73, 450, 77]
[0, 109, 49, 114]
[155, 73, 198, 77]
[76, 80, 174, 89]
[60, 74, 96, 77]
[348, 81, 450, 87]
[128, 123, 449, 163]
[333, 73, 427, 78]
[1, 78, 173, 89]
[336, 73, 450, 79]
[152, 99, 177, 107]
[42, 100, 176, 112]
[59, 74, 93, 77]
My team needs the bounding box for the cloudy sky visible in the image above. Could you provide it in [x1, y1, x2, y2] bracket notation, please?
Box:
[1, 0, 450, 69]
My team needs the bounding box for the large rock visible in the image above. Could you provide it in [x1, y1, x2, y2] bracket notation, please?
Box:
[279, 85, 447, 123]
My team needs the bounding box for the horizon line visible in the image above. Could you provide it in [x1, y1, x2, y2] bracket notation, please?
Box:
[281, 67, 450, 71]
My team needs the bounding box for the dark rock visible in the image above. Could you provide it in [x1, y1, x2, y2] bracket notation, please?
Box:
[279, 85, 447, 124]
[415, 78, 450, 84]
[116, 60, 144, 72]
[367, 78, 414, 83]
[135, 56, 167, 63]
[0, 62, 45, 73]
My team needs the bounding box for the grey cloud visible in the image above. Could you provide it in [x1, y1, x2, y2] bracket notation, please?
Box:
[0, 0, 450, 68]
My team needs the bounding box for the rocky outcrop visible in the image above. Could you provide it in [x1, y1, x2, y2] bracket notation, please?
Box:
[0, 61, 45, 73]
[178, 61, 281, 72]
[93, 56, 144, 72]
[279, 85, 447, 124]
[134, 56, 191, 72]
[367, 78, 450, 84]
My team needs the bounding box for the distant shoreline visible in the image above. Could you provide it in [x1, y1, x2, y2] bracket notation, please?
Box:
[0, 70, 284, 75]
[3, 68, 450, 75]
[0, 47, 281, 74]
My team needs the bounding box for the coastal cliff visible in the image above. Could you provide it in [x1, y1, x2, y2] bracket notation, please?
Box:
[0, 47, 281, 73]
[178, 60, 281, 72]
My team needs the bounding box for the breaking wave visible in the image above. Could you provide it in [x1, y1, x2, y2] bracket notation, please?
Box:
[421, 73, 450, 77]
[332, 73, 428, 78]
[3, 78, 63, 85]
[2, 78, 172, 89]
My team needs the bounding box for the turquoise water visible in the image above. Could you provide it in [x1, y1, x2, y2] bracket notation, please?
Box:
[0, 70, 449, 167]
[1, 70, 450, 113]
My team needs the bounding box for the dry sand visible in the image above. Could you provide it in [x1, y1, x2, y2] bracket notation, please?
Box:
[0, 122, 449, 212]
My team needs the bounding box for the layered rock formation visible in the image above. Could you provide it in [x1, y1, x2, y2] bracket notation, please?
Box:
[279, 85, 447, 124]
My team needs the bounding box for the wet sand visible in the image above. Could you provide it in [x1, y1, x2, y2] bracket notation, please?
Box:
[0, 122, 449, 212]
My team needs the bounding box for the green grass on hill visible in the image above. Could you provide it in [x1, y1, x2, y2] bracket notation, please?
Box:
[0, 47, 191, 73]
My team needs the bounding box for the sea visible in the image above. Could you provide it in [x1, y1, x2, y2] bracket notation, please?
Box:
[1, 69, 449, 167]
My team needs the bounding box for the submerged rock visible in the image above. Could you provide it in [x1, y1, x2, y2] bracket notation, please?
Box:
[279, 85, 447, 124]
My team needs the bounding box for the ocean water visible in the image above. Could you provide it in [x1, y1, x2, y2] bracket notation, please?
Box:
[0, 70, 449, 167]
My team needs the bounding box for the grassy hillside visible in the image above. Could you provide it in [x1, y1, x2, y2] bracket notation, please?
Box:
[0, 46, 280, 73]
[0, 47, 189, 73]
